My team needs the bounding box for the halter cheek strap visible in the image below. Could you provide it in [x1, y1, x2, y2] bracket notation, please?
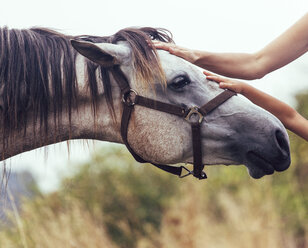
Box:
[112, 66, 236, 180]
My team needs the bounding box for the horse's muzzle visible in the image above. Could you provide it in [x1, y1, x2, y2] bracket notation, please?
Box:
[245, 129, 291, 178]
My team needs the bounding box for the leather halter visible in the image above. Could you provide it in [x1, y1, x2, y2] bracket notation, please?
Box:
[111, 66, 236, 180]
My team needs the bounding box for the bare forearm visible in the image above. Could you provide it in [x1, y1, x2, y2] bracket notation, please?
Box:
[152, 41, 264, 80]
[194, 51, 263, 80]
[242, 85, 301, 131]
[196, 13, 308, 80]
[287, 113, 308, 141]
[242, 84, 293, 121]
[241, 85, 308, 141]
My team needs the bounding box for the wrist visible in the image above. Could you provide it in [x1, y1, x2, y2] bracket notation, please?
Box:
[192, 50, 209, 66]
[239, 82, 249, 94]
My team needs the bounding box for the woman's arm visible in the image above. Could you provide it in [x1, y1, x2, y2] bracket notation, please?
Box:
[204, 71, 308, 141]
[153, 13, 308, 80]
[152, 41, 259, 79]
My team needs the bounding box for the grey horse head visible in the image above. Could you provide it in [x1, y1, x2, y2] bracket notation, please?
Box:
[71, 30, 290, 179]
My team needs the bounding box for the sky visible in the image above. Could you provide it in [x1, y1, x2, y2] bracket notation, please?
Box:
[1, 0, 308, 192]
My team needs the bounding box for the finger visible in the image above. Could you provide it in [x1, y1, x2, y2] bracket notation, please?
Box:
[146, 40, 155, 49]
[152, 43, 167, 49]
[151, 41, 172, 50]
[219, 82, 238, 92]
[152, 41, 179, 52]
[206, 75, 219, 82]
[218, 82, 234, 91]
[150, 41, 164, 48]
[206, 75, 226, 83]
[219, 82, 229, 88]
[203, 70, 215, 77]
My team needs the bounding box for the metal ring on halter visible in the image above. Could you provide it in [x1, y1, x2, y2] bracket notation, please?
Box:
[122, 89, 138, 106]
[185, 106, 204, 124]
[179, 166, 193, 178]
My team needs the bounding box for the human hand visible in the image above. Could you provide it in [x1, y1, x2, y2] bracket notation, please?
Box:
[151, 40, 198, 64]
[203, 71, 247, 94]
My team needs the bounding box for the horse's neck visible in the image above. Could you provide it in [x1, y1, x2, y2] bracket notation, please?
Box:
[1, 56, 123, 161]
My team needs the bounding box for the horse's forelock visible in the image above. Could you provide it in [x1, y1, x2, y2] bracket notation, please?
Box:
[111, 27, 174, 89]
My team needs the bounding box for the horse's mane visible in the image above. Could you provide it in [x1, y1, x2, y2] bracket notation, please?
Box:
[0, 26, 173, 154]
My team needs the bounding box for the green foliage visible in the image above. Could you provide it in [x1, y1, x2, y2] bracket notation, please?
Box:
[60, 146, 179, 248]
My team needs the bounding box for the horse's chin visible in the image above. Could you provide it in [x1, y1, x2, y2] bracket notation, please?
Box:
[245, 152, 275, 179]
[245, 166, 272, 179]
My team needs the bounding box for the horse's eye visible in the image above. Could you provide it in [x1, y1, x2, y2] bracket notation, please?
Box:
[168, 76, 190, 91]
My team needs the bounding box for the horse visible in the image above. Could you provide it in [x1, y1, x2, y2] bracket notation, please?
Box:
[0, 26, 290, 179]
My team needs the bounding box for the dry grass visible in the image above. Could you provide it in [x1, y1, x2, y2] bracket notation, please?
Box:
[138, 179, 307, 248]
[1, 184, 307, 248]
[1, 176, 307, 248]
[0, 198, 115, 248]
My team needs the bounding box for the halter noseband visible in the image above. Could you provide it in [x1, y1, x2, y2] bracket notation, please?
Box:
[111, 66, 236, 180]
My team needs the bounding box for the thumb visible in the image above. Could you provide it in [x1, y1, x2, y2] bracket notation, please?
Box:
[219, 82, 240, 93]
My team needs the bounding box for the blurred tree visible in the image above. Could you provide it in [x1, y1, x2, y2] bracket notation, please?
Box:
[60, 146, 179, 248]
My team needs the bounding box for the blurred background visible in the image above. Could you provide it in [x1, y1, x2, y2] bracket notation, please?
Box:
[0, 0, 307, 247]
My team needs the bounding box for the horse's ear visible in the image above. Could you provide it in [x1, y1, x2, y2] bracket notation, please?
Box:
[70, 39, 130, 67]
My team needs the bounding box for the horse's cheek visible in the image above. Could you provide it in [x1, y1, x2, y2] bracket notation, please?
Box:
[127, 108, 187, 163]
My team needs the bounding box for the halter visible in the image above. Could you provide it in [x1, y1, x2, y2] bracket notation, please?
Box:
[111, 66, 236, 180]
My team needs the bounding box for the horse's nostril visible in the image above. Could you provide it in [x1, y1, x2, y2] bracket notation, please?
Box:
[275, 129, 290, 159]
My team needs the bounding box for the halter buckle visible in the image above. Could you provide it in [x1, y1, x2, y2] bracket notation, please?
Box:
[185, 106, 204, 124]
[122, 89, 138, 106]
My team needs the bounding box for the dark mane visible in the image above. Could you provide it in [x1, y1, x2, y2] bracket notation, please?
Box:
[0, 26, 173, 156]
